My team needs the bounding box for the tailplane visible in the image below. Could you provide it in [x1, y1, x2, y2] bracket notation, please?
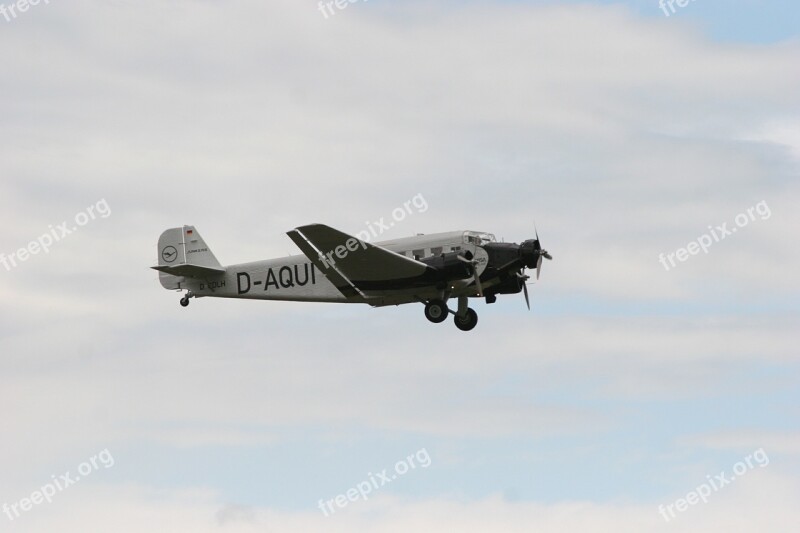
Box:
[153, 225, 224, 289]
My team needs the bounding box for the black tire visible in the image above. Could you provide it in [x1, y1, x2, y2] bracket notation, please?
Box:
[424, 299, 448, 323]
[180, 297, 190, 307]
[454, 308, 478, 331]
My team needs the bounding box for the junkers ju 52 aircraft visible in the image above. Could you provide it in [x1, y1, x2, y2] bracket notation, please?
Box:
[152, 224, 552, 331]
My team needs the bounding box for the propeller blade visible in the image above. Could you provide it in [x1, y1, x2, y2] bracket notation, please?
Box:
[523, 281, 530, 310]
[536, 254, 543, 280]
[533, 224, 552, 260]
[473, 270, 483, 297]
[457, 254, 483, 296]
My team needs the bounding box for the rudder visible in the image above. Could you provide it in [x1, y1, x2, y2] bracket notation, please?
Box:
[156, 225, 222, 289]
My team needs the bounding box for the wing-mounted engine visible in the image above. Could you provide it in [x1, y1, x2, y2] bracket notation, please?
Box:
[419, 251, 475, 282]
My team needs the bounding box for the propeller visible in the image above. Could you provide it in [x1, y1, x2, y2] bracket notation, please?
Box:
[520, 226, 552, 309]
[517, 272, 531, 310]
[473, 269, 483, 297]
[457, 254, 483, 296]
[533, 226, 553, 278]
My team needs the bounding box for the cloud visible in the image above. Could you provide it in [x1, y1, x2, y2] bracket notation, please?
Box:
[7, 470, 800, 532]
[682, 431, 800, 456]
[0, 0, 797, 530]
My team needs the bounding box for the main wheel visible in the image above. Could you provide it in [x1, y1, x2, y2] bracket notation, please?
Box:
[424, 299, 448, 323]
[180, 297, 190, 307]
[454, 308, 478, 331]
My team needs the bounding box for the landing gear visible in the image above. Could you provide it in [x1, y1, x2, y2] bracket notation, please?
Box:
[422, 297, 479, 331]
[424, 299, 448, 323]
[453, 308, 478, 331]
[179, 291, 194, 308]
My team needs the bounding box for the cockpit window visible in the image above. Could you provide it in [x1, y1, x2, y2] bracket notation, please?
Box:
[463, 231, 496, 245]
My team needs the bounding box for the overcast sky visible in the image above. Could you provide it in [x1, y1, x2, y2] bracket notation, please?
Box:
[1, 0, 798, 531]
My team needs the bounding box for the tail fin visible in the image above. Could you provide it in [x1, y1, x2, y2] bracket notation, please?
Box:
[154, 225, 223, 289]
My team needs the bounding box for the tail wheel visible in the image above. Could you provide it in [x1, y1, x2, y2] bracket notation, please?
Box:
[454, 308, 478, 331]
[424, 299, 449, 323]
[180, 297, 190, 307]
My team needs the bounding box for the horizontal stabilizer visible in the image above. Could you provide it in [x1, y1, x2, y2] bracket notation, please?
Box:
[151, 264, 226, 278]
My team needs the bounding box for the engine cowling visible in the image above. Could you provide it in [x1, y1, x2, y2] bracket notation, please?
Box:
[487, 275, 524, 295]
[420, 251, 474, 282]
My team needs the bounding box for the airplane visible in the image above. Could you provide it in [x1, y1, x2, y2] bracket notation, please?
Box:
[152, 224, 552, 331]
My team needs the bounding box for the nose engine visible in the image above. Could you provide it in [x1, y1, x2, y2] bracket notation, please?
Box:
[519, 237, 553, 272]
[482, 230, 552, 308]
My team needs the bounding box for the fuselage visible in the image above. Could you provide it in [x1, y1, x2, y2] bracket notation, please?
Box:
[178, 230, 498, 306]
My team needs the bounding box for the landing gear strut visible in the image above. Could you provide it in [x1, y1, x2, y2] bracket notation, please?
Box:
[453, 295, 478, 331]
[179, 292, 194, 308]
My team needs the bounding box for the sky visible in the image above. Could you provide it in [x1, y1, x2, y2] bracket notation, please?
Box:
[1, 0, 798, 531]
